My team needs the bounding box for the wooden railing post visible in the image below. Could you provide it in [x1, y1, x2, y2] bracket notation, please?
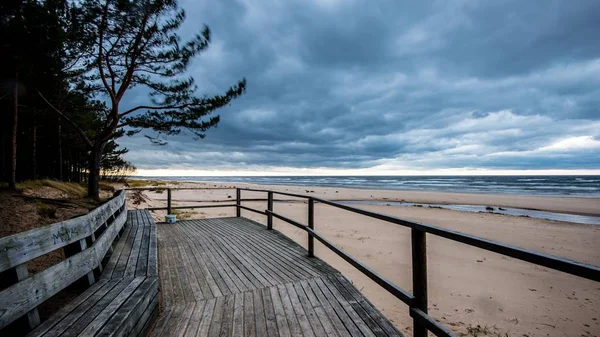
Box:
[412, 228, 428, 337]
[167, 188, 172, 215]
[236, 188, 241, 217]
[308, 198, 314, 257]
[79, 238, 97, 285]
[267, 191, 273, 230]
[13, 263, 41, 329]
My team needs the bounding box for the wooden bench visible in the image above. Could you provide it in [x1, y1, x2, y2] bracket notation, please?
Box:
[0, 192, 158, 337]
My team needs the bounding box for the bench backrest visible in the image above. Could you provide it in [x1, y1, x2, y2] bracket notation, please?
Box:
[0, 190, 127, 330]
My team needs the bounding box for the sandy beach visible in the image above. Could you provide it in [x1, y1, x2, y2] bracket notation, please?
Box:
[129, 181, 600, 337]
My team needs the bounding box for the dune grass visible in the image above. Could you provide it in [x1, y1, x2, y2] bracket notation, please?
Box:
[17, 179, 87, 198]
[127, 179, 168, 188]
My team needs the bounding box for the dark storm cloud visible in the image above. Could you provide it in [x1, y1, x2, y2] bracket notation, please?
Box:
[121, 0, 600, 172]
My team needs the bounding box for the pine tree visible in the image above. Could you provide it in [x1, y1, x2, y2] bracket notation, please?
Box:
[41, 0, 246, 199]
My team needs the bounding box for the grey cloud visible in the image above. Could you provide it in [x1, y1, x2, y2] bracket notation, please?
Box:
[120, 0, 600, 172]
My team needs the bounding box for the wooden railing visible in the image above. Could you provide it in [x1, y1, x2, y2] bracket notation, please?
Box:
[236, 188, 600, 337]
[0, 190, 127, 330]
[127, 186, 600, 337]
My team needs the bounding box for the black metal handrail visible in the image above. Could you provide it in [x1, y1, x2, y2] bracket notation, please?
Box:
[236, 187, 600, 337]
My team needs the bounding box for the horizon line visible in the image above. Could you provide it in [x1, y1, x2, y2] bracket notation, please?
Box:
[134, 168, 600, 177]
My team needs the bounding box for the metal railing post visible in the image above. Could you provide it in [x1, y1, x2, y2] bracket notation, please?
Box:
[412, 228, 428, 337]
[236, 188, 241, 217]
[167, 188, 172, 215]
[308, 198, 314, 257]
[267, 191, 273, 230]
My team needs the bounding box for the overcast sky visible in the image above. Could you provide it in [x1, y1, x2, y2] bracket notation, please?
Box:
[122, 0, 600, 176]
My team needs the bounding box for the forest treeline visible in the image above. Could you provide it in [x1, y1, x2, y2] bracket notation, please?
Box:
[1, 0, 134, 189]
[1, 0, 246, 199]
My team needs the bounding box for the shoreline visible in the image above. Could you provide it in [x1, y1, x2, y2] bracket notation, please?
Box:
[129, 175, 600, 199]
[137, 180, 600, 216]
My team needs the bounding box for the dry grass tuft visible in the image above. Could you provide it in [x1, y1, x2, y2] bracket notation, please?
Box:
[18, 179, 87, 198]
[36, 201, 57, 218]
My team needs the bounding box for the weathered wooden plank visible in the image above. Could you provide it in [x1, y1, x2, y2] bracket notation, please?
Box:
[181, 241, 218, 299]
[218, 235, 296, 285]
[147, 306, 174, 337]
[23, 210, 156, 337]
[104, 277, 158, 337]
[170, 242, 195, 303]
[252, 289, 268, 337]
[145, 211, 158, 277]
[220, 235, 295, 284]
[185, 224, 249, 293]
[77, 277, 145, 336]
[160, 304, 188, 337]
[185, 237, 239, 296]
[182, 301, 205, 337]
[26, 278, 113, 337]
[175, 224, 231, 297]
[191, 234, 257, 292]
[164, 243, 185, 304]
[171, 302, 196, 337]
[261, 286, 279, 337]
[196, 298, 217, 337]
[269, 285, 292, 337]
[223, 218, 331, 278]
[175, 242, 204, 300]
[151, 217, 402, 337]
[135, 215, 151, 277]
[54, 279, 132, 336]
[12, 264, 41, 329]
[0, 191, 125, 272]
[332, 275, 401, 337]
[277, 284, 304, 337]
[130, 295, 158, 337]
[285, 282, 317, 337]
[326, 275, 386, 336]
[0, 236, 107, 329]
[201, 220, 265, 289]
[232, 217, 337, 275]
[317, 277, 376, 337]
[112, 213, 140, 279]
[232, 293, 244, 337]
[218, 294, 235, 337]
[207, 297, 225, 337]
[291, 282, 330, 337]
[101, 215, 134, 279]
[215, 236, 275, 287]
[95, 209, 128, 267]
[311, 277, 364, 336]
[124, 211, 144, 279]
[301, 279, 351, 337]
[243, 291, 256, 337]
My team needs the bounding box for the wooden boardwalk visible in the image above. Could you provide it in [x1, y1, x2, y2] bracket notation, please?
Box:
[149, 217, 402, 337]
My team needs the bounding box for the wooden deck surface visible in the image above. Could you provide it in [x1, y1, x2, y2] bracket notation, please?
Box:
[149, 217, 402, 337]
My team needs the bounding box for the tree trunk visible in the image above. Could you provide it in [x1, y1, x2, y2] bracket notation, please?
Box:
[57, 118, 63, 181]
[32, 116, 37, 180]
[9, 74, 18, 190]
[87, 143, 105, 200]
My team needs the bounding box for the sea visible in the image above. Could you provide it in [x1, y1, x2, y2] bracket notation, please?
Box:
[136, 175, 600, 198]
